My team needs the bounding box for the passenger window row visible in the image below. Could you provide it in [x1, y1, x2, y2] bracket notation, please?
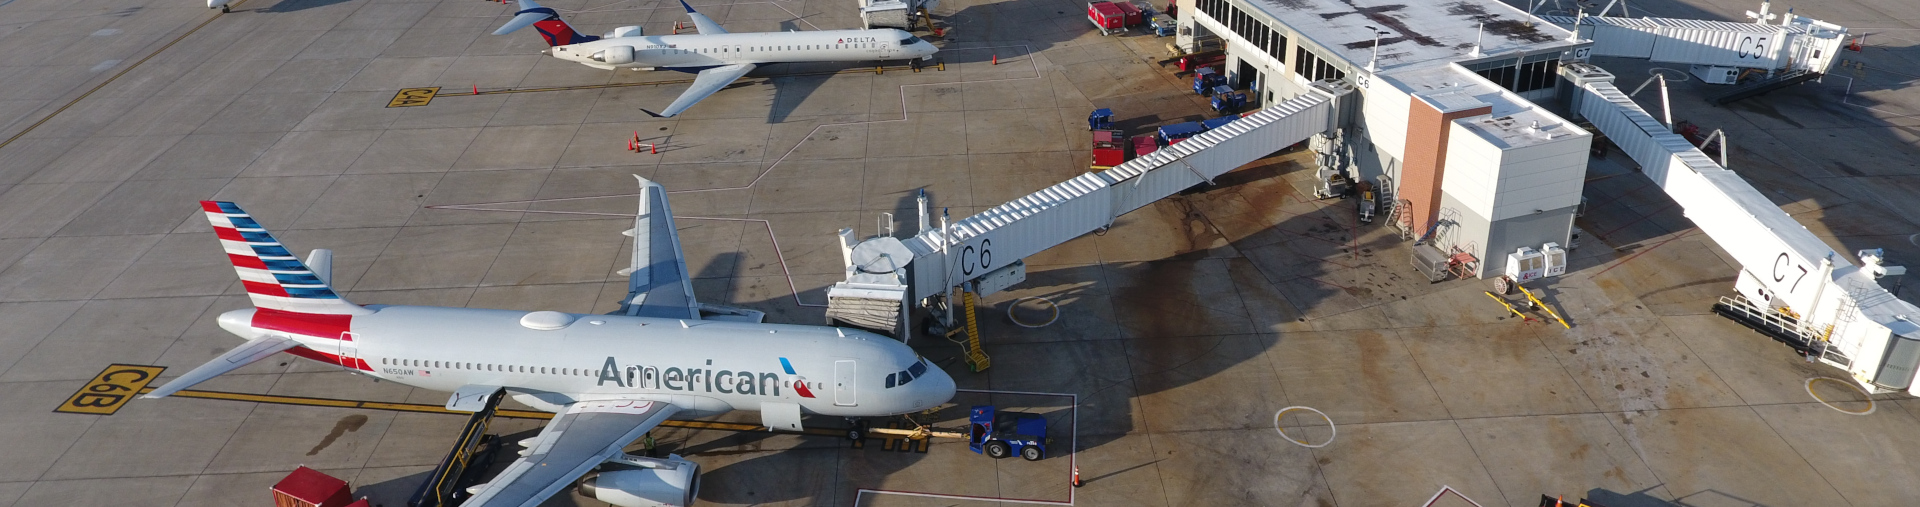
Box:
[381, 357, 596, 377]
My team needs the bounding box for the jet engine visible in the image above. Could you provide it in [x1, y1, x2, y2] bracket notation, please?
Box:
[605, 26, 644, 38]
[577, 454, 700, 507]
[591, 46, 635, 65]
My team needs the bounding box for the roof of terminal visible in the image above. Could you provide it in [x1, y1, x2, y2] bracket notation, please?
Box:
[1247, 0, 1580, 72]
[1387, 64, 1587, 150]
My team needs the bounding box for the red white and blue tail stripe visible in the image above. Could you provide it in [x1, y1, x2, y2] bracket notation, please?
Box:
[202, 201, 369, 316]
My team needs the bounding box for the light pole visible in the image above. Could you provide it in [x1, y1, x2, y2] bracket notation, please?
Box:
[1363, 25, 1391, 72]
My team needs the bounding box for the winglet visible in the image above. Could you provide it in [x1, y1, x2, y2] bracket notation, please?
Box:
[679, 0, 697, 12]
[642, 108, 668, 118]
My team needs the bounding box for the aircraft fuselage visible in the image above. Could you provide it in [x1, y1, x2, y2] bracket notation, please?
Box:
[548, 29, 938, 70]
[216, 305, 953, 419]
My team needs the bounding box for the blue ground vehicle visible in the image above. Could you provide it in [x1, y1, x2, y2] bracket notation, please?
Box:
[968, 406, 1048, 460]
[1209, 87, 1246, 113]
[1088, 108, 1115, 130]
[1192, 68, 1224, 95]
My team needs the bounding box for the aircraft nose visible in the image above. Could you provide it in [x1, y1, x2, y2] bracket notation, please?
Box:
[918, 364, 957, 409]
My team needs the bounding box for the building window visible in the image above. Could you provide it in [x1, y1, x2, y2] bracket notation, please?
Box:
[1293, 46, 1343, 82]
[1467, 55, 1560, 93]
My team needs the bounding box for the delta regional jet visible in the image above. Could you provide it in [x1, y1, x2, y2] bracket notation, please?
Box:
[494, 0, 939, 117]
[143, 177, 957, 507]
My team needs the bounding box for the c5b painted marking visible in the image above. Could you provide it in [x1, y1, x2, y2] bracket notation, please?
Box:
[57, 364, 166, 415]
[388, 87, 440, 107]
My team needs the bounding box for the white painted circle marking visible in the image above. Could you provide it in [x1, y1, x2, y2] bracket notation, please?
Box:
[1648, 67, 1691, 82]
[1805, 377, 1875, 415]
[1273, 406, 1336, 448]
[1007, 296, 1060, 328]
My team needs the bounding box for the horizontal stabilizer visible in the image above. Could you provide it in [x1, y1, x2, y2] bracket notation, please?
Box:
[679, 0, 729, 35]
[143, 335, 300, 398]
[494, 9, 552, 35]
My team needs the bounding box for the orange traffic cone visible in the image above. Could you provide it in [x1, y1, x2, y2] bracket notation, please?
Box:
[1071, 466, 1082, 488]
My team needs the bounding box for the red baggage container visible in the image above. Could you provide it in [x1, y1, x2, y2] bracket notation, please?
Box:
[1088, 2, 1124, 35]
[1092, 142, 1126, 167]
[1092, 129, 1121, 143]
[272, 467, 353, 507]
[1113, 1, 1143, 26]
[1131, 134, 1159, 157]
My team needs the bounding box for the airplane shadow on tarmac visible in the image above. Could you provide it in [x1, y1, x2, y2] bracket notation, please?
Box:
[254, 0, 352, 14]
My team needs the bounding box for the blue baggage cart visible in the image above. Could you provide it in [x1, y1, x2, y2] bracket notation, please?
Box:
[1158, 121, 1206, 144]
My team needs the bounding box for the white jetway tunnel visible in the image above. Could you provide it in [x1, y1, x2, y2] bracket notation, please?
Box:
[825, 80, 1354, 337]
[1543, 13, 1847, 77]
[1563, 64, 1920, 395]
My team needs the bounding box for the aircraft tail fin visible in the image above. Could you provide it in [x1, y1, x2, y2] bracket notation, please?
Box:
[495, 0, 600, 46]
[201, 201, 369, 316]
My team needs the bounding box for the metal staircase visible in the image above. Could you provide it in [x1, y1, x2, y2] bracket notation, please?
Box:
[1711, 69, 1821, 105]
[1712, 295, 1826, 355]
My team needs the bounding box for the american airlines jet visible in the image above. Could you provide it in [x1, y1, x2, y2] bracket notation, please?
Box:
[143, 177, 957, 507]
[494, 0, 940, 117]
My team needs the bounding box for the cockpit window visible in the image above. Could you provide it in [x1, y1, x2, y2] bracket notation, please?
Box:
[900, 36, 922, 45]
[887, 358, 930, 389]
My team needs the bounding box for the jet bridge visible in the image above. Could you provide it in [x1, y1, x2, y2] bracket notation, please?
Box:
[1562, 64, 1920, 395]
[1542, 12, 1847, 78]
[825, 80, 1354, 335]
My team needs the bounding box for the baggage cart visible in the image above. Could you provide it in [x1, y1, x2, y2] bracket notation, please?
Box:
[1088, 2, 1125, 35]
[1113, 1, 1143, 27]
[1157, 122, 1205, 145]
[1132, 134, 1159, 157]
[1148, 15, 1177, 36]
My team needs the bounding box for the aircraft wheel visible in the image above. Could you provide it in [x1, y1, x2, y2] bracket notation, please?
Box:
[984, 441, 1010, 459]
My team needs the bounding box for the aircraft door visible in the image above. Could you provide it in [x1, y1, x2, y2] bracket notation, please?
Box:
[833, 360, 856, 406]
[338, 332, 359, 368]
[732, 44, 743, 61]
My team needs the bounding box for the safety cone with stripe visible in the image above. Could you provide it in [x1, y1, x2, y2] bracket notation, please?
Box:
[1071, 466, 1082, 488]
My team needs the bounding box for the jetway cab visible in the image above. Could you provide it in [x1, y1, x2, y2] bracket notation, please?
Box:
[575, 453, 700, 507]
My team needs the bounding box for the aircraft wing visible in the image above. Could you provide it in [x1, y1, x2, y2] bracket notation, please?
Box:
[644, 63, 755, 118]
[679, 0, 728, 34]
[617, 176, 701, 319]
[462, 400, 679, 507]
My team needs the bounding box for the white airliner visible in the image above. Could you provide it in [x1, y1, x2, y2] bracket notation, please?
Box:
[493, 0, 939, 117]
[143, 177, 957, 507]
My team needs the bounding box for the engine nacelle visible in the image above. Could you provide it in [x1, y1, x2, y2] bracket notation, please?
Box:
[578, 454, 700, 507]
[605, 25, 644, 38]
[591, 46, 635, 65]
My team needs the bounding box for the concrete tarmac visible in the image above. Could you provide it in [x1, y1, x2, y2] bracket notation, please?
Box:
[0, 0, 1917, 505]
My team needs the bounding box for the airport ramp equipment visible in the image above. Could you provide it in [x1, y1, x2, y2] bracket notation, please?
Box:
[825, 80, 1353, 335]
[1542, 14, 1847, 75]
[1564, 64, 1920, 396]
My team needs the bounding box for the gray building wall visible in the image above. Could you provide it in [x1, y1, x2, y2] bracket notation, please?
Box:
[1436, 192, 1576, 279]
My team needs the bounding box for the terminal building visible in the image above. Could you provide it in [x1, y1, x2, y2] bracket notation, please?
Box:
[1174, 0, 1595, 277]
